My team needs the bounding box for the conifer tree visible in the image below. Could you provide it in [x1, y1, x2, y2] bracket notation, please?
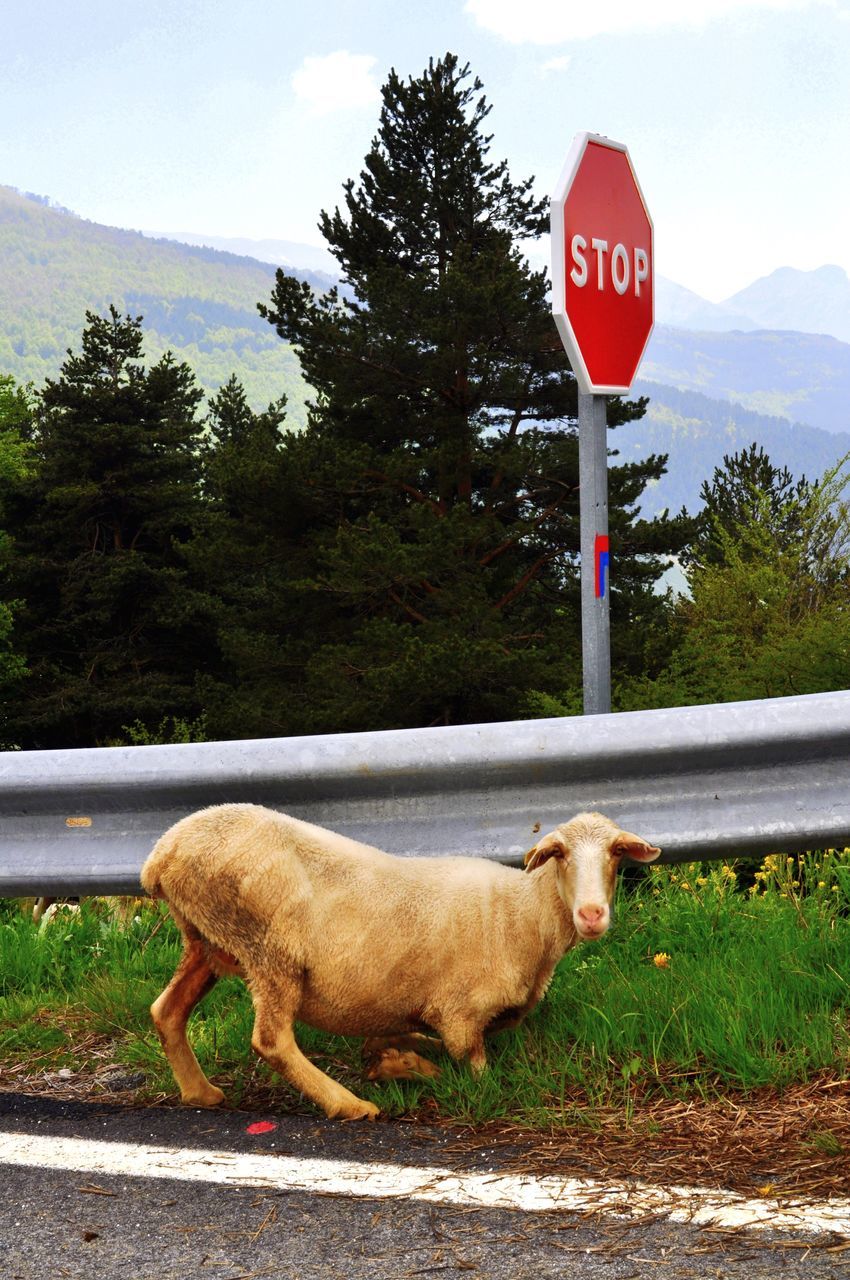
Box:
[685, 442, 811, 569]
[258, 54, 691, 730]
[189, 374, 306, 738]
[6, 308, 211, 747]
[0, 375, 33, 740]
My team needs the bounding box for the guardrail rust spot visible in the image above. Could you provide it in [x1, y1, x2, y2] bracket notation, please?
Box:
[65, 816, 92, 828]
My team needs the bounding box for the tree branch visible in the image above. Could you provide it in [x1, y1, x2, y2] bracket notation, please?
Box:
[479, 498, 566, 567]
[364, 471, 445, 515]
[389, 589, 429, 624]
[492, 551, 559, 612]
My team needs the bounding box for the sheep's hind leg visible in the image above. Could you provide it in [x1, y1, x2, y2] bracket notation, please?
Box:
[250, 980, 380, 1121]
[150, 938, 224, 1108]
[363, 1034, 442, 1081]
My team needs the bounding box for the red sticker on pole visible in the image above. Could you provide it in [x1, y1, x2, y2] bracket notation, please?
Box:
[594, 535, 610, 599]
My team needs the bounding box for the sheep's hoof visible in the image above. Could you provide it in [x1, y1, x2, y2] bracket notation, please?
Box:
[332, 1097, 381, 1121]
[182, 1084, 225, 1108]
[365, 1048, 441, 1082]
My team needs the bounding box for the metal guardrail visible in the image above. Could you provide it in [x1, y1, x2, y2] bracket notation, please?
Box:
[2, 689, 850, 897]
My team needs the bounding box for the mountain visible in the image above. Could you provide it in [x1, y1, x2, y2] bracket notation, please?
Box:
[641, 324, 850, 435]
[0, 185, 317, 416]
[147, 230, 338, 277]
[655, 276, 758, 332]
[655, 264, 850, 345]
[724, 265, 850, 344]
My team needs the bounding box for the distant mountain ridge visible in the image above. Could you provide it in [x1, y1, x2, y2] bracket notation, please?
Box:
[655, 263, 850, 344]
[655, 276, 758, 332]
[147, 229, 338, 277]
[725, 265, 850, 344]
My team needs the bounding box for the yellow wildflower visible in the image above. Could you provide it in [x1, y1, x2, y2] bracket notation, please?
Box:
[653, 952, 671, 969]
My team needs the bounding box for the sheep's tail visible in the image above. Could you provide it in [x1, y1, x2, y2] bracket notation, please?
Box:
[139, 832, 174, 900]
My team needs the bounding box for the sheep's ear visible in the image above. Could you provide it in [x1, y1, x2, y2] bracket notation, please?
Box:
[524, 830, 568, 872]
[613, 830, 661, 863]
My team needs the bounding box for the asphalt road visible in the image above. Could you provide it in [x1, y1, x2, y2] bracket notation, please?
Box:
[1, 1091, 848, 1280]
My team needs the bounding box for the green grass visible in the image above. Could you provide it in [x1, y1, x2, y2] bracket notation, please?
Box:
[1, 850, 849, 1126]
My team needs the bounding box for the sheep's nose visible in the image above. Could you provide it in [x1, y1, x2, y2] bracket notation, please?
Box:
[577, 904, 607, 933]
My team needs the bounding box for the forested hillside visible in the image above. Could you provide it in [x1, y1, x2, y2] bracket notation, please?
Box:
[627, 382, 850, 515]
[0, 185, 313, 417]
[643, 323, 850, 433]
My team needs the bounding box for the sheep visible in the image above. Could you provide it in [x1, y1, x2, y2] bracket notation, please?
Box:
[141, 804, 660, 1121]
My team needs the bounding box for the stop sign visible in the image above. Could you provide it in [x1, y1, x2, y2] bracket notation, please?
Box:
[551, 133, 654, 395]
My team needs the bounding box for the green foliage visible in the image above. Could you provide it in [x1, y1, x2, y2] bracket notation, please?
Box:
[110, 714, 209, 746]
[622, 449, 850, 709]
[186, 373, 305, 738]
[4, 308, 215, 747]
[0, 375, 33, 739]
[685, 441, 812, 569]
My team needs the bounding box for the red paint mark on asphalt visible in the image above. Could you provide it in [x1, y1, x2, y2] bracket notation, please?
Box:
[245, 1121, 277, 1135]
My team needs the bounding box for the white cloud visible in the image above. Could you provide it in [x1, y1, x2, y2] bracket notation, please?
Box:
[291, 51, 381, 116]
[466, 0, 838, 42]
[542, 54, 573, 72]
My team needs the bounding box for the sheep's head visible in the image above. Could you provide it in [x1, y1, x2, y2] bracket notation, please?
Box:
[524, 811, 660, 940]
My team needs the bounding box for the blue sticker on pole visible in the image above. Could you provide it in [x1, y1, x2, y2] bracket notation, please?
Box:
[594, 535, 609, 598]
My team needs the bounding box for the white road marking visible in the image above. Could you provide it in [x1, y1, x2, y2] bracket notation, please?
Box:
[1, 1129, 848, 1235]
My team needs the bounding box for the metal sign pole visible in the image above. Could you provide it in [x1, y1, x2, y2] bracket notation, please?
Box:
[551, 132, 653, 717]
[578, 390, 611, 715]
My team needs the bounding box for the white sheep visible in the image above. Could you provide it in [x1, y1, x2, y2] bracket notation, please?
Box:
[141, 803, 660, 1120]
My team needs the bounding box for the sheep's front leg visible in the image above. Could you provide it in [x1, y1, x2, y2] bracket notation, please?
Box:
[250, 980, 380, 1121]
[150, 939, 224, 1108]
[437, 1020, 488, 1076]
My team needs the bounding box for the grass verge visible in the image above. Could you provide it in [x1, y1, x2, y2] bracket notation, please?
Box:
[1, 851, 849, 1129]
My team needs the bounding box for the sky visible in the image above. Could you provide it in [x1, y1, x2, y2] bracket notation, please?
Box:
[2, 0, 849, 301]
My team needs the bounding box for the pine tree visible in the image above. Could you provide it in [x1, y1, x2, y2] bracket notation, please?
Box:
[6, 308, 211, 747]
[0, 375, 33, 741]
[189, 375, 305, 738]
[257, 54, 691, 731]
[685, 442, 811, 569]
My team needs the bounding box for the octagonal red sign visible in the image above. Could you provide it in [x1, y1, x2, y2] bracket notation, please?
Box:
[551, 133, 654, 395]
